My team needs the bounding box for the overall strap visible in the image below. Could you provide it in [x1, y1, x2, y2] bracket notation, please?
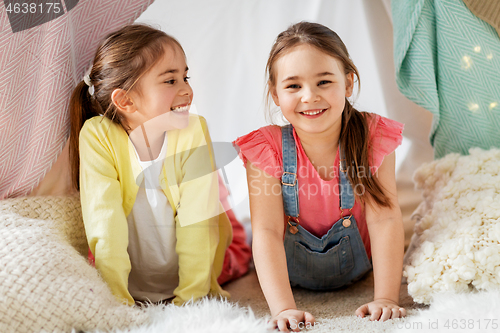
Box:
[339, 141, 355, 210]
[281, 125, 299, 217]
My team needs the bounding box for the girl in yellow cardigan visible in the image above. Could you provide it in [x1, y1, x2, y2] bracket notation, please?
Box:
[68, 24, 250, 306]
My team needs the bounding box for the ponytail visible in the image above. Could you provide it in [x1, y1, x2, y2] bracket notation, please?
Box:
[340, 102, 392, 208]
[69, 81, 100, 191]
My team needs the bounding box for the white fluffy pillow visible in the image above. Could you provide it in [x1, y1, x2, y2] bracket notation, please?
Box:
[404, 148, 500, 304]
[0, 195, 148, 332]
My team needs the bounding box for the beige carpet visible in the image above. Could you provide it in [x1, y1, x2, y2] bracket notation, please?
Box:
[225, 265, 426, 328]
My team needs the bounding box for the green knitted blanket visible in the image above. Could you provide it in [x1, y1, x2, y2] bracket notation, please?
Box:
[393, 0, 500, 158]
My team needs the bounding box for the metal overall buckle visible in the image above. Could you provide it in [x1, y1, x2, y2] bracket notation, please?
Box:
[281, 172, 297, 186]
[341, 207, 352, 228]
[287, 215, 300, 234]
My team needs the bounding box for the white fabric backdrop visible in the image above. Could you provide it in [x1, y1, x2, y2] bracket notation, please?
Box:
[136, 0, 430, 221]
[137, 0, 432, 222]
[137, 0, 389, 141]
[26, 0, 433, 228]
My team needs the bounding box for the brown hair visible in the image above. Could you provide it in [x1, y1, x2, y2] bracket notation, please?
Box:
[69, 24, 184, 191]
[266, 21, 391, 208]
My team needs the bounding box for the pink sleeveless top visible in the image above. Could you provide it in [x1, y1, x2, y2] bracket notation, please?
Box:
[233, 113, 404, 258]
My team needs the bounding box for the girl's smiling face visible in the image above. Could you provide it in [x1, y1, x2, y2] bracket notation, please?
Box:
[270, 44, 353, 137]
[125, 43, 193, 131]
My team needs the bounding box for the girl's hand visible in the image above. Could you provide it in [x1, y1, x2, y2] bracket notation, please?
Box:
[355, 299, 406, 321]
[270, 309, 315, 332]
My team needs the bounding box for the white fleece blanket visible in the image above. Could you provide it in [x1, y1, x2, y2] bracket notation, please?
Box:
[404, 148, 500, 304]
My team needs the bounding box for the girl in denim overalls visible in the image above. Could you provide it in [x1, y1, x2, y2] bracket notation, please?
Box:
[234, 22, 406, 331]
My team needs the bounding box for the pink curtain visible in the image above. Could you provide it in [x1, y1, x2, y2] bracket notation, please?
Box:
[0, 0, 154, 199]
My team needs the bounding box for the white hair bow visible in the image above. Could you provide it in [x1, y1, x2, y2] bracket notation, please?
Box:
[83, 74, 95, 96]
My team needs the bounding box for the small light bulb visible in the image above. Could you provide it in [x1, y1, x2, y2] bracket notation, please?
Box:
[468, 103, 479, 113]
[461, 56, 472, 69]
[489, 102, 498, 110]
[474, 46, 481, 53]
[487, 54, 493, 60]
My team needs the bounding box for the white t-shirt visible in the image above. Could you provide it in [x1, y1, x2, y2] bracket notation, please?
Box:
[127, 133, 179, 302]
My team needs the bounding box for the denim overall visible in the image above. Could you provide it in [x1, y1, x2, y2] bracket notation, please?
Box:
[281, 125, 372, 290]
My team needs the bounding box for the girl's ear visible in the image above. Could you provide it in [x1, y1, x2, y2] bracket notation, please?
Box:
[270, 85, 280, 106]
[111, 88, 136, 113]
[345, 72, 354, 98]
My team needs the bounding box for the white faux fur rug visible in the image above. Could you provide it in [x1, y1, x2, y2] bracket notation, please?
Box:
[90, 267, 419, 333]
[87, 291, 500, 333]
[103, 298, 269, 333]
[89, 298, 413, 333]
[395, 290, 500, 333]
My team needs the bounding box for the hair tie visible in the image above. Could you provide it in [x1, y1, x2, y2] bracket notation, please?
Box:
[83, 75, 95, 96]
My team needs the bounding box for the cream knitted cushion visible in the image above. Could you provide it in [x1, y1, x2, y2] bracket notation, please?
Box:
[404, 148, 500, 304]
[0, 195, 148, 332]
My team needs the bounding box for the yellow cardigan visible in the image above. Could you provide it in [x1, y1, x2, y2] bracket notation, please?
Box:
[79, 114, 232, 306]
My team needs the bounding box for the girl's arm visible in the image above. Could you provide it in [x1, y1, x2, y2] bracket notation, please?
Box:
[246, 161, 314, 332]
[174, 211, 230, 305]
[356, 152, 406, 321]
[79, 121, 134, 306]
[172, 116, 230, 305]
